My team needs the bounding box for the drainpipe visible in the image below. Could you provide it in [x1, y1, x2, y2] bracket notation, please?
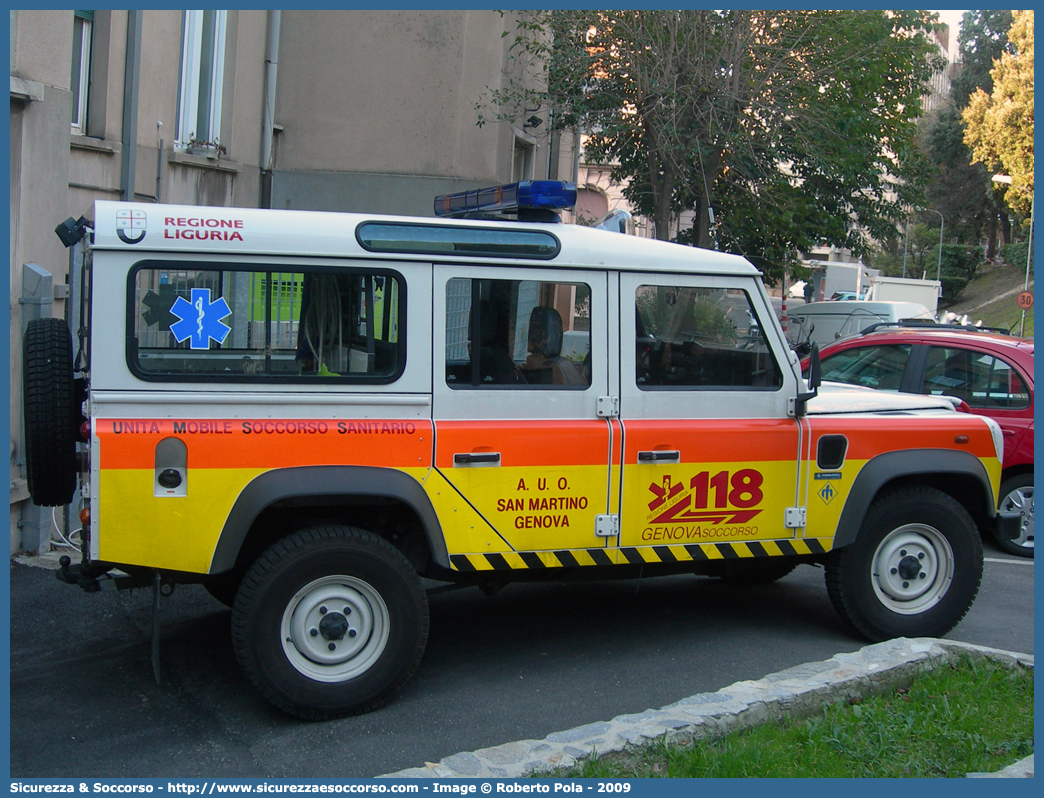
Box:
[260, 10, 281, 209]
[572, 125, 581, 187]
[121, 10, 142, 201]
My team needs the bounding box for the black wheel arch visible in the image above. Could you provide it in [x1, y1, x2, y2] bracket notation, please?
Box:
[209, 466, 449, 574]
[832, 449, 997, 550]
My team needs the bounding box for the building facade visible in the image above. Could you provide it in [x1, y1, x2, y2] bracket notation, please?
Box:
[9, 9, 577, 553]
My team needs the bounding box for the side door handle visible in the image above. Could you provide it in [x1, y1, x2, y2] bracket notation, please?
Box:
[453, 452, 502, 466]
[637, 450, 681, 463]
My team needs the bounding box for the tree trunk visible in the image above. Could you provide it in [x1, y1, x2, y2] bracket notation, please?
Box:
[999, 212, 1012, 248]
[654, 194, 673, 242]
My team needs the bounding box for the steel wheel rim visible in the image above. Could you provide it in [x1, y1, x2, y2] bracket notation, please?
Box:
[871, 524, 954, 614]
[281, 576, 389, 683]
[1000, 485, 1034, 550]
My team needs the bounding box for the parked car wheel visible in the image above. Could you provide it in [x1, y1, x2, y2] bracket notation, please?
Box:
[231, 525, 429, 720]
[996, 474, 1033, 558]
[825, 486, 982, 641]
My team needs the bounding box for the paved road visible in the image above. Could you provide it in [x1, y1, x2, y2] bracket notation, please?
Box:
[9, 539, 1032, 779]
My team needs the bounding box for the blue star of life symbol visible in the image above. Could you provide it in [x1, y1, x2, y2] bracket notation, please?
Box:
[169, 288, 232, 350]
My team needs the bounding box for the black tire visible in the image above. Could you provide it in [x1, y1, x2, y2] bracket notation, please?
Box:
[715, 561, 797, 585]
[825, 486, 982, 641]
[231, 525, 429, 720]
[996, 474, 1033, 558]
[22, 317, 78, 506]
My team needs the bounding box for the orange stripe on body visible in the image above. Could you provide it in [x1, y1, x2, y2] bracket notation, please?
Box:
[434, 420, 609, 468]
[622, 418, 799, 462]
[808, 417, 998, 460]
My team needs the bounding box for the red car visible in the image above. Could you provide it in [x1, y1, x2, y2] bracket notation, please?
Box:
[803, 323, 1034, 557]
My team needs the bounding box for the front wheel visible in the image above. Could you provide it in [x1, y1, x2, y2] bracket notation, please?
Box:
[825, 486, 982, 641]
[231, 525, 428, 720]
[996, 474, 1033, 558]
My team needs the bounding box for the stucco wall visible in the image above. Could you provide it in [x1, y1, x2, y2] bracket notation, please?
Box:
[275, 10, 511, 181]
[273, 171, 505, 216]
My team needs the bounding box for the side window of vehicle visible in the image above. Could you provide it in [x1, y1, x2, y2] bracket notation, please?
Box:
[635, 285, 781, 389]
[130, 262, 404, 382]
[922, 346, 1030, 409]
[818, 344, 912, 391]
[445, 277, 591, 389]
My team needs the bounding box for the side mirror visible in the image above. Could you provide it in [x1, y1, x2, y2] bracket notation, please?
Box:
[795, 343, 820, 416]
[806, 342, 821, 391]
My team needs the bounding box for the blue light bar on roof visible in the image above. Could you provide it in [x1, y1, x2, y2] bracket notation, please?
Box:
[434, 181, 577, 219]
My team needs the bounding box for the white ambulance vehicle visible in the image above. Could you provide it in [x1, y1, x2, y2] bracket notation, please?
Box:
[24, 182, 1015, 719]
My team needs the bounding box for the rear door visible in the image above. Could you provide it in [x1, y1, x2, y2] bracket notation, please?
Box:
[430, 264, 616, 571]
[918, 343, 1034, 465]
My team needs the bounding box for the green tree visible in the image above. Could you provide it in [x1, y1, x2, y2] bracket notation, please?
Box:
[937, 244, 981, 304]
[963, 10, 1034, 216]
[478, 10, 942, 286]
[919, 11, 1016, 258]
[950, 10, 1015, 108]
[918, 106, 1000, 247]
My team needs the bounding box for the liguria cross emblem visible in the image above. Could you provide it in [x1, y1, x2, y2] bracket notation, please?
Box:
[169, 288, 232, 349]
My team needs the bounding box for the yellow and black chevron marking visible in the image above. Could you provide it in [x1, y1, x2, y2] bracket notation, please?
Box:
[449, 538, 831, 571]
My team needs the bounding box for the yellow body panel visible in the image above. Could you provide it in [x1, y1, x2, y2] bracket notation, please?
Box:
[438, 463, 610, 551]
[98, 467, 267, 572]
[620, 459, 799, 547]
[421, 468, 515, 556]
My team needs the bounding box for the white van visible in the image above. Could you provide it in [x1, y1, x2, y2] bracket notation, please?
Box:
[786, 300, 935, 350]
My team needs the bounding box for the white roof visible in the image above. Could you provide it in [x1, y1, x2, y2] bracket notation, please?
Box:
[91, 200, 757, 277]
[790, 300, 932, 317]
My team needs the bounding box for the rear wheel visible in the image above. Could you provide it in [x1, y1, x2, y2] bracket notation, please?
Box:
[231, 525, 428, 719]
[996, 474, 1033, 558]
[825, 486, 982, 641]
[22, 318, 78, 506]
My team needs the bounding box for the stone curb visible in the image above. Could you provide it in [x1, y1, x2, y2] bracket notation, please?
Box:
[379, 638, 1033, 779]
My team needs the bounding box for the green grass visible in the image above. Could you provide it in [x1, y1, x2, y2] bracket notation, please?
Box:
[941, 259, 1033, 337]
[549, 657, 1033, 778]
[964, 293, 1033, 337]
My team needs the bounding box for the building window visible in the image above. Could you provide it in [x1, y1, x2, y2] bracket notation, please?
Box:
[176, 10, 227, 152]
[71, 10, 93, 134]
[512, 136, 535, 182]
[575, 186, 609, 225]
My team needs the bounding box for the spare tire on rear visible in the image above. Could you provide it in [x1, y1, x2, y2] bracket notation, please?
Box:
[22, 317, 79, 506]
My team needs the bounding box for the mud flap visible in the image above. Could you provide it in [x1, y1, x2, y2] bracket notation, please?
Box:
[152, 571, 162, 685]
